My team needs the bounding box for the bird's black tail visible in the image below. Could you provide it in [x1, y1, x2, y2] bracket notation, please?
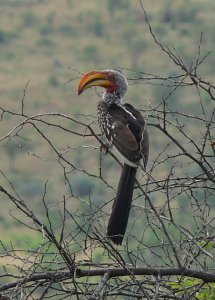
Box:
[107, 164, 137, 245]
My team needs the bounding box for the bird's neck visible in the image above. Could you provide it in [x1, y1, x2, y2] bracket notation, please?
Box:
[103, 91, 122, 106]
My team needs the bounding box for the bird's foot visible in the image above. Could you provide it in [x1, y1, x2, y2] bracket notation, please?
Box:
[100, 143, 109, 155]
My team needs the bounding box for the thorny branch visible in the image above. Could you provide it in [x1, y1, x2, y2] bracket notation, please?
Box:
[0, 3, 215, 300]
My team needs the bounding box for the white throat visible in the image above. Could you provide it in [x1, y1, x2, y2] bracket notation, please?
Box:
[102, 91, 123, 105]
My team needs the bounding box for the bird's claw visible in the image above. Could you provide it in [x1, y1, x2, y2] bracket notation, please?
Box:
[100, 143, 109, 155]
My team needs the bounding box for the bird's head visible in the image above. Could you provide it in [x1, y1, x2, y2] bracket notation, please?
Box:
[78, 69, 128, 98]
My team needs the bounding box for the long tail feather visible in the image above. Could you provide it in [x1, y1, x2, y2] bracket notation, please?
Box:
[107, 164, 137, 245]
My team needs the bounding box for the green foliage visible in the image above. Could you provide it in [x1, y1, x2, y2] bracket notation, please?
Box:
[0, 30, 7, 43]
[106, 0, 130, 12]
[13, 232, 42, 249]
[4, 140, 19, 158]
[161, 0, 200, 24]
[80, 44, 101, 64]
[0, 51, 15, 61]
[198, 285, 215, 300]
[48, 75, 60, 87]
[37, 37, 55, 47]
[19, 178, 44, 197]
[92, 16, 105, 37]
[70, 175, 95, 197]
[0, 29, 14, 44]
[22, 11, 38, 27]
[4, 140, 21, 172]
[46, 11, 55, 25]
[39, 24, 53, 35]
[151, 82, 182, 103]
[85, 12, 105, 37]
[10, 171, 44, 198]
[198, 240, 215, 252]
[169, 279, 215, 300]
[59, 24, 77, 37]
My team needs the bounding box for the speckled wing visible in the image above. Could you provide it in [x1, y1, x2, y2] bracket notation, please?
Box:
[97, 101, 147, 166]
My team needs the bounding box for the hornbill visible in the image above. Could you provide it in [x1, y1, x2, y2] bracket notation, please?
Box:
[78, 69, 149, 245]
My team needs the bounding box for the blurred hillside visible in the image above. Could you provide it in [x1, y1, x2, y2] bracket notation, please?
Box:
[0, 0, 214, 249]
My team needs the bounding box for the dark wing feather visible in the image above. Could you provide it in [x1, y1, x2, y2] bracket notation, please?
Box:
[98, 101, 149, 166]
[124, 103, 149, 168]
[111, 120, 141, 164]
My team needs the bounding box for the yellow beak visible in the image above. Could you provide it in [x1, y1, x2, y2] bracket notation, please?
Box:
[78, 71, 113, 95]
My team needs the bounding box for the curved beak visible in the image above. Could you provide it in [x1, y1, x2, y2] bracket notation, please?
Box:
[78, 71, 113, 95]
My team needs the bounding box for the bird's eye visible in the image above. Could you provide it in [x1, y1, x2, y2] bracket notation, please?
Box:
[108, 74, 115, 81]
